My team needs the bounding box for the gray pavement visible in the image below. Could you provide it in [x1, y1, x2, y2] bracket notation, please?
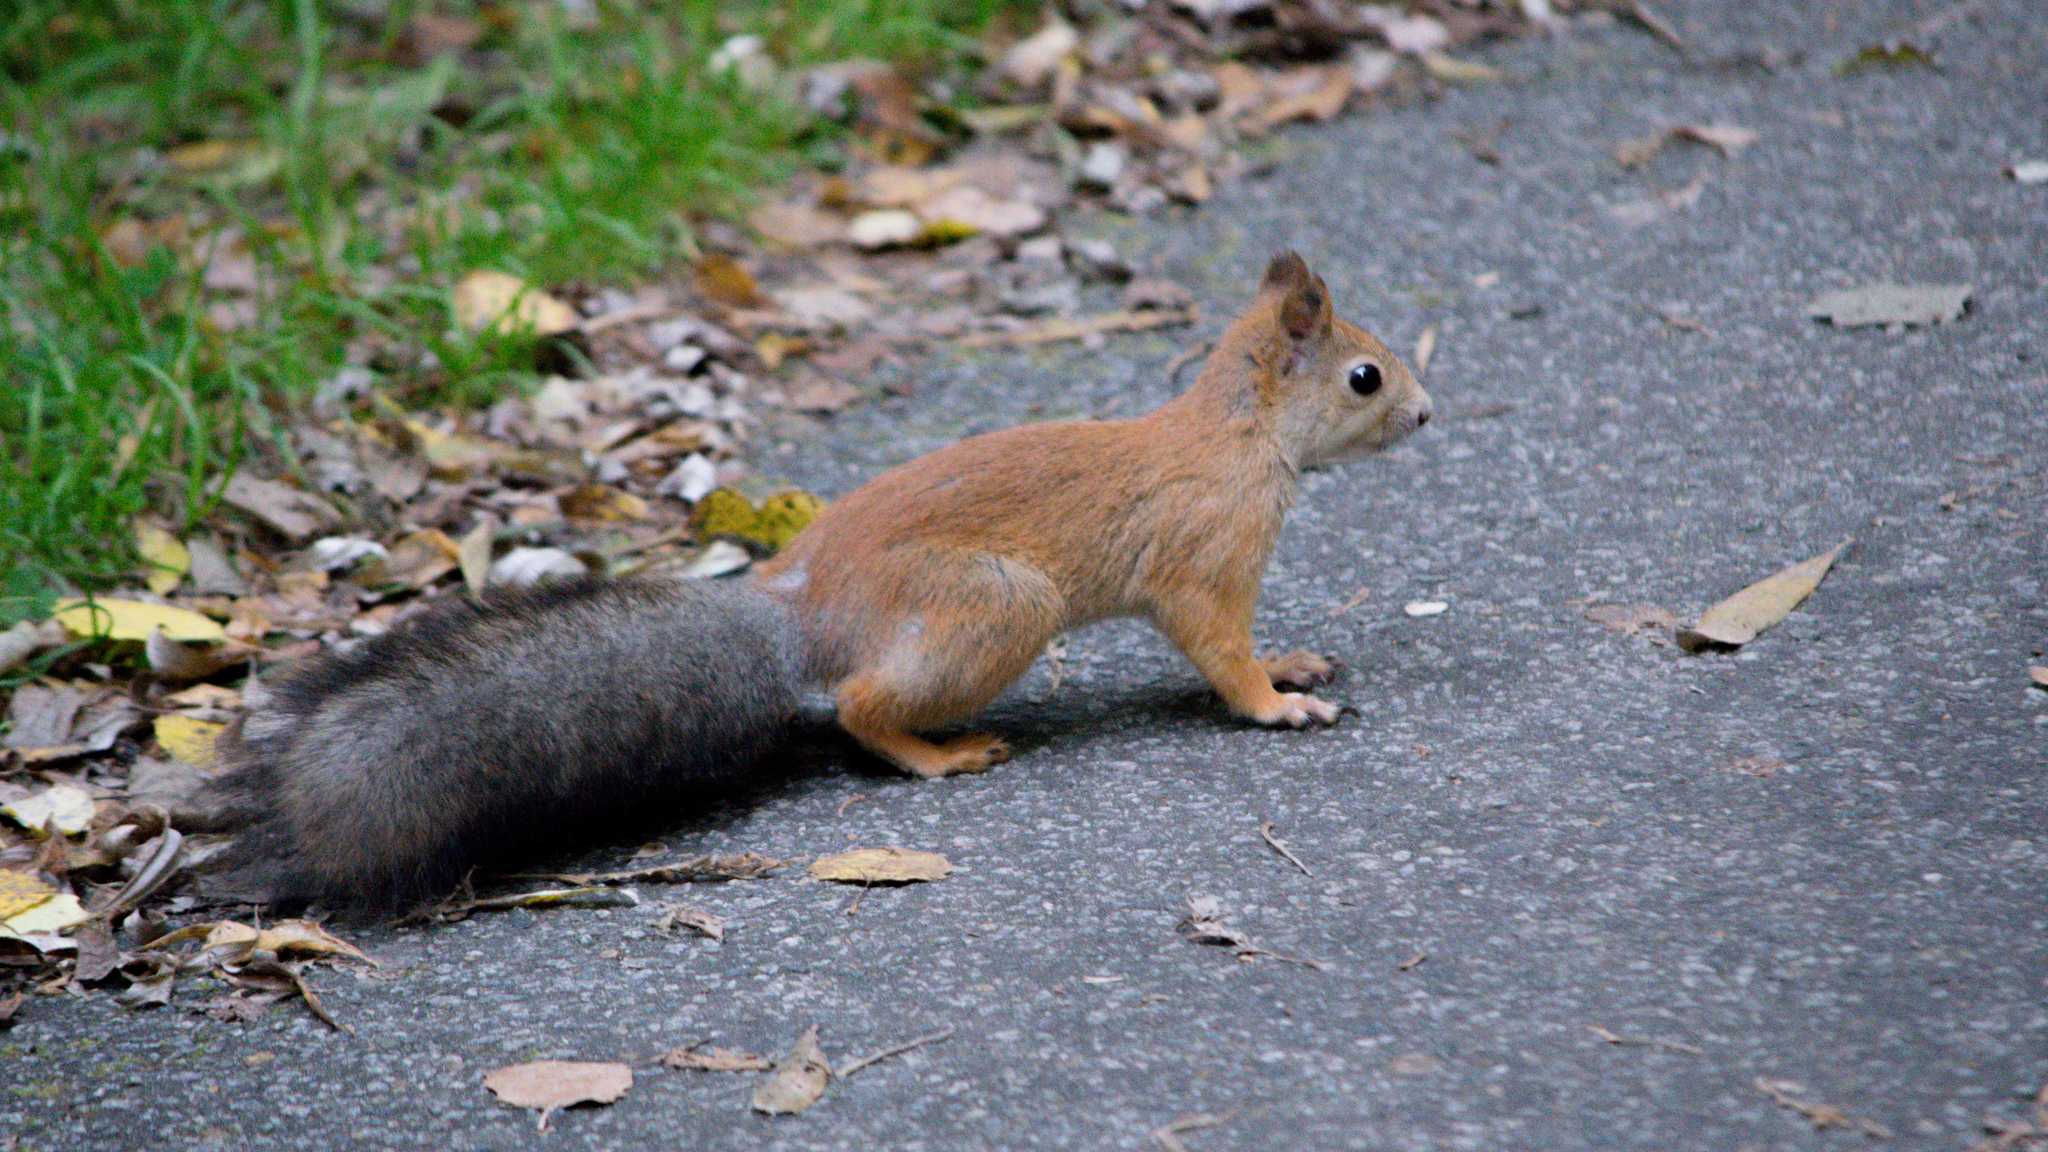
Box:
[7, 1, 2045, 1148]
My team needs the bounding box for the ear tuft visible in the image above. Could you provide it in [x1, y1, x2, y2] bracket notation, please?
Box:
[1262, 251, 1313, 293]
[1277, 271, 1332, 342]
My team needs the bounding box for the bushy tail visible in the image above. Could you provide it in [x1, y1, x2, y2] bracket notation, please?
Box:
[208, 576, 802, 907]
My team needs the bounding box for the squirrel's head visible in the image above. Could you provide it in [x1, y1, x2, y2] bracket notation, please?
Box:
[1229, 251, 1432, 468]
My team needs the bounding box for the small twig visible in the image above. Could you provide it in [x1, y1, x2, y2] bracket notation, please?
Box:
[1328, 586, 1372, 617]
[1613, 0, 1685, 51]
[836, 1028, 955, 1079]
[1164, 339, 1213, 386]
[1153, 1109, 1236, 1152]
[1755, 1077, 1892, 1139]
[959, 306, 1197, 349]
[1257, 820, 1313, 877]
[835, 793, 869, 818]
[1398, 951, 1428, 972]
[1587, 1024, 1703, 1055]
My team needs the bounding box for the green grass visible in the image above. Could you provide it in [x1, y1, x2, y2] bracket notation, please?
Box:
[0, 0, 1020, 600]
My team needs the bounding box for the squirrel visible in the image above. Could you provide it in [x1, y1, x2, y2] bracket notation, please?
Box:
[209, 252, 1432, 906]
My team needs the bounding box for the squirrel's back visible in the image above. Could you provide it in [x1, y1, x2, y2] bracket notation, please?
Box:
[210, 576, 801, 906]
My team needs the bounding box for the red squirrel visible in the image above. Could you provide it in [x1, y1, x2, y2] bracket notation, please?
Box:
[211, 252, 1432, 904]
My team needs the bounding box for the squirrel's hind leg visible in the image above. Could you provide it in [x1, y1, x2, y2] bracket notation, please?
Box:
[831, 551, 1060, 778]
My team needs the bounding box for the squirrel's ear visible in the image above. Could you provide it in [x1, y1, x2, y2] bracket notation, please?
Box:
[1276, 270, 1332, 344]
[1262, 250, 1313, 294]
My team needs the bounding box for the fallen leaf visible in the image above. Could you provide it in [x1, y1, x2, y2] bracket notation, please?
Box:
[1, 890, 87, 936]
[1240, 66, 1352, 135]
[1421, 53, 1503, 85]
[560, 484, 649, 523]
[222, 473, 342, 541]
[489, 547, 589, 587]
[693, 254, 767, 308]
[653, 905, 724, 941]
[147, 918, 375, 965]
[959, 306, 1197, 349]
[134, 522, 190, 596]
[1677, 540, 1851, 653]
[454, 270, 579, 337]
[145, 627, 238, 682]
[1178, 894, 1324, 969]
[847, 208, 923, 250]
[485, 1061, 633, 1131]
[52, 597, 225, 643]
[1834, 40, 1934, 75]
[0, 619, 65, 675]
[1, 784, 97, 837]
[4, 683, 86, 751]
[459, 519, 496, 597]
[999, 19, 1078, 90]
[2027, 666, 2047, 691]
[155, 714, 227, 766]
[1615, 123, 1757, 167]
[752, 1026, 831, 1115]
[1755, 1077, 1891, 1138]
[0, 870, 62, 922]
[808, 847, 952, 885]
[1584, 601, 1679, 641]
[663, 1045, 771, 1072]
[1413, 325, 1438, 378]
[1807, 282, 1971, 328]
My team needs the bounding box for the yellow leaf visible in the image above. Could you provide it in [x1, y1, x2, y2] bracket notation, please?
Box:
[1, 784, 98, 838]
[452, 270, 579, 337]
[156, 714, 227, 766]
[1, 892, 87, 936]
[52, 598, 225, 643]
[134, 521, 190, 596]
[1678, 541, 1852, 653]
[808, 847, 952, 885]
[0, 870, 59, 922]
[559, 484, 649, 523]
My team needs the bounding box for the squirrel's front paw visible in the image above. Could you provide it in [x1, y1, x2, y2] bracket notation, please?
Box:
[1262, 649, 1338, 689]
[1254, 692, 1341, 729]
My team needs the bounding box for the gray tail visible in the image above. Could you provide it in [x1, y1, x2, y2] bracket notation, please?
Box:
[207, 576, 802, 907]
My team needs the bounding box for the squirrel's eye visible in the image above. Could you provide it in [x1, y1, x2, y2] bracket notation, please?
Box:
[1349, 363, 1383, 396]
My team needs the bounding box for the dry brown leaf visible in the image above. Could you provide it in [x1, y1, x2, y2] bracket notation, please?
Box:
[1584, 601, 1679, 641]
[752, 1026, 831, 1115]
[453, 270, 579, 337]
[485, 1061, 633, 1131]
[694, 254, 767, 308]
[653, 905, 725, 941]
[1754, 1077, 1891, 1138]
[808, 847, 952, 885]
[560, 484, 649, 523]
[961, 306, 1196, 350]
[1677, 540, 1850, 653]
[222, 473, 342, 541]
[2030, 667, 2048, 691]
[1241, 66, 1352, 134]
[663, 1045, 771, 1072]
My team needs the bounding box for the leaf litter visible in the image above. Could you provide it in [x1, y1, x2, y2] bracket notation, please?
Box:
[1677, 540, 1852, 653]
[485, 1060, 633, 1131]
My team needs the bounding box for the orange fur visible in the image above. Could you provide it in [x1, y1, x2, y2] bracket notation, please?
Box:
[752, 252, 1432, 777]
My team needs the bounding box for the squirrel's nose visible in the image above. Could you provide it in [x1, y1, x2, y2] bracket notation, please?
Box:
[1415, 408, 1431, 427]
